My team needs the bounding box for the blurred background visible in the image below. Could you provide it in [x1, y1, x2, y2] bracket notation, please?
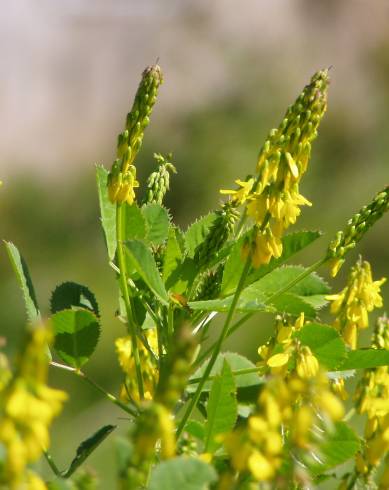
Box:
[1, 0, 388, 486]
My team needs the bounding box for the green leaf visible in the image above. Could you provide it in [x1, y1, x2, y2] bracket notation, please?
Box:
[50, 282, 99, 317]
[184, 213, 217, 258]
[221, 230, 322, 296]
[163, 227, 183, 283]
[296, 323, 347, 370]
[148, 457, 217, 490]
[142, 203, 170, 245]
[185, 420, 205, 442]
[61, 425, 116, 478]
[125, 240, 169, 305]
[123, 203, 147, 241]
[51, 309, 100, 368]
[337, 348, 389, 370]
[47, 480, 74, 490]
[310, 422, 360, 475]
[205, 360, 237, 452]
[96, 165, 116, 261]
[188, 352, 261, 393]
[4, 241, 40, 323]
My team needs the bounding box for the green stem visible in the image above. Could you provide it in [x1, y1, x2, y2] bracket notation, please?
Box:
[43, 449, 62, 477]
[168, 303, 174, 340]
[188, 366, 262, 385]
[116, 202, 145, 400]
[50, 361, 138, 417]
[176, 255, 252, 438]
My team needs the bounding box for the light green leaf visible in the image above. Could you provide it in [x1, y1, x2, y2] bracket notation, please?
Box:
[184, 213, 217, 258]
[125, 240, 169, 305]
[96, 165, 116, 261]
[142, 203, 170, 245]
[337, 349, 389, 370]
[4, 241, 40, 323]
[61, 425, 116, 478]
[185, 420, 205, 442]
[221, 230, 322, 296]
[205, 360, 237, 452]
[148, 457, 217, 490]
[296, 323, 347, 370]
[309, 422, 360, 475]
[123, 203, 147, 241]
[188, 352, 261, 393]
[50, 282, 99, 317]
[163, 227, 183, 283]
[51, 309, 100, 368]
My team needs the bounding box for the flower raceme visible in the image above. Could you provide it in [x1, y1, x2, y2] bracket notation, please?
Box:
[221, 69, 329, 268]
[0, 326, 67, 489]
[327, 258, 386, 349]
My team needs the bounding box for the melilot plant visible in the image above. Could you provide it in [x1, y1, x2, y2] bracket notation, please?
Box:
[1, 64, 389, 490]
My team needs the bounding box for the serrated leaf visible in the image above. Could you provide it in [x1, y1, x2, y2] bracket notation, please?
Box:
[296, 323, 347, 370]
[61, 425, 116, 478]
[142, 203, 170, 245]
[50, 282, 99, 317]
[221, 230, 322, 296]
[51, 309, 100, 368]
[205, 360, 237, 452]
[337, 349, 389, 370]
[188, 352, 261, 393]
[184, 213, 217, 258]
[148, 457, 217, 490]
[96, 165, 116, 261]
[125, 240, 169, 305]
[310, 421, 360, 475]
[123, 203, 147, 241]
[163, 227, 183, 283]
[4, 241, 40, 323]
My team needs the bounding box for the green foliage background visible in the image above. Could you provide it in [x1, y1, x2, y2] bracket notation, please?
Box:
[1, 3, 389, 486]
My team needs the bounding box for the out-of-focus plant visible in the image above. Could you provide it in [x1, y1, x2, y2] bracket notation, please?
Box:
[1, 64, 388, 490]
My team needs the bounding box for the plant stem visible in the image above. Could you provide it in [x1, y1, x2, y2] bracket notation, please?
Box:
[188, 366, 263, 384]
[43, 449, 62, 477]
[116, 202, 144, 400]
[50, 361, 138, 417]
[176, 255, 252, 438]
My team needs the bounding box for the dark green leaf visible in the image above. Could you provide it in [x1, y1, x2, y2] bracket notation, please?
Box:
[123, 203, 147, 241]
[51, 309, 100, 368]
[148, 457, 217, 490]
[96, 165, 116, 261]
[205, 360, 237, 452]
[296, 323, 347, 370]
[337, 349, 389, 370]
[61, 425, 116, 478]
[50, 282, 99, 317]
[142, 203, 170, 245]
[188, 352, 261, 393]
[125, 240, 169, 305]
[310, 422, 360, 475]
[4, 241, 40, 323]
[184, 213, 217, 258]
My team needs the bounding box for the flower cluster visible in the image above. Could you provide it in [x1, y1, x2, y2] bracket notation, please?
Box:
[108, 64, 163, 205]
[327, 186, 389, 277]
[0, 326, 67, 489]
[327, 258, 386, 349]
[116, 328, 159, 403]
[353, 315, 389, 482]
[144, 153, 176, 205]
[258, 313, 319, 379]
[224, 370, 344, 485]
[221, 70, 329, 267]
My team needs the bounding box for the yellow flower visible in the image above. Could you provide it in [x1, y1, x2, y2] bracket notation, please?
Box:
[248, 450, 275, 481]
[116, 328, 159, 402]
[296, 346, 319, 379]
[0, 326, 67, 486]
[220, 178, 254, 205]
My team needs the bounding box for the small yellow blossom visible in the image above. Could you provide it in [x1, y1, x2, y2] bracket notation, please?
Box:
[220, 178, 254, 205]
[296, 346, 319, 379]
